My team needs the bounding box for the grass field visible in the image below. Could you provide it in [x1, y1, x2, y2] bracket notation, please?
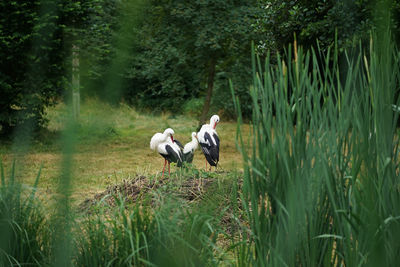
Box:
[0, 99, 248, 204]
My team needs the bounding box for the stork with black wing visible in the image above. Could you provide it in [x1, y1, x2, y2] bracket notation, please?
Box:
[197, 115, 220, 170]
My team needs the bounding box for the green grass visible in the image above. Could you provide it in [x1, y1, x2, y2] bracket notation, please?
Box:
[0, 161, 52, 266]
[0, 159, 239, 266]
[0, 98, 246, 205]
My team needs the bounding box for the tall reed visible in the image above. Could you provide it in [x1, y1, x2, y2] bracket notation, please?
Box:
[0, 161, 52, 266]
[232, 30, 400, 266]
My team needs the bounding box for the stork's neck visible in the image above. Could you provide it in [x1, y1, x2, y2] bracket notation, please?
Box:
[191, 138, 198, 149]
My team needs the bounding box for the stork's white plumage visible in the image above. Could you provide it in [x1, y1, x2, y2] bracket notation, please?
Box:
[150, 128, 183, 178]
[150, 128, 174, 151]
[156, 138, 183, 163]
[182, 132, 199, 163]
[198, 115, 220, 170]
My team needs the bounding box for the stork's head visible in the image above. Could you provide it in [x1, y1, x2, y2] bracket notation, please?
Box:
[192, 132, 197, 140]
[164, 128, 175, 142]
[210, 115, 220, 129]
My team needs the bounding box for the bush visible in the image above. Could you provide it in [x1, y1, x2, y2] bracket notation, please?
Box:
[182, 98, 204, 117]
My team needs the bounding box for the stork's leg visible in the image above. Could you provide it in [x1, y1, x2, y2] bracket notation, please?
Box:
[161, 159, 167, 178]
[205, 160, 208, 170]
[168, 162, 171, 176]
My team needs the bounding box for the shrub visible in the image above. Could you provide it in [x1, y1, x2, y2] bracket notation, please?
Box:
[183, 98, 205, 117]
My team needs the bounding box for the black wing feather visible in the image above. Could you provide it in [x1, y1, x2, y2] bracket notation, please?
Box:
[183, 151, 194, 163]
[200, 132, 219, 167]
[161, 145, 183, 167]
[174, 139, 184, 149]
[213, 133, 220, 161]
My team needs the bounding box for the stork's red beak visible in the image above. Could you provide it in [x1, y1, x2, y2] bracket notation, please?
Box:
[213, 122, 217, 129]
[171, 136, 174, 143]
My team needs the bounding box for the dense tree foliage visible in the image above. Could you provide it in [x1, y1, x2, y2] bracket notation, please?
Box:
[1, 0, 399, 136]
[0, 0, 66, 134]
[0, 0, 120, 135]
[123, 0, 260, 121]
[258, 0, 372, 54]
[122, 0, 400, 120]
[77, 0, 119, 92]
[258, 0, 400, 54]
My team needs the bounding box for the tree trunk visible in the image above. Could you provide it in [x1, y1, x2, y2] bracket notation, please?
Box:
[72, 44, 80, 120]
[198, 58, 216, 129]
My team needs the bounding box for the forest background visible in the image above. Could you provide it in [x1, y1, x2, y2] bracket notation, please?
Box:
[2, 0, 400, 136]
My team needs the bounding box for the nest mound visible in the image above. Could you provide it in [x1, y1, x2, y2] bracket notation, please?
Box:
[79, 175, 214, 211]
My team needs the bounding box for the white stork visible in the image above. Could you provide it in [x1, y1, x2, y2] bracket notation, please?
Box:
[197, 115, 220, 170]
[182, 132, 199, 163]
[150, 128, 183, 178]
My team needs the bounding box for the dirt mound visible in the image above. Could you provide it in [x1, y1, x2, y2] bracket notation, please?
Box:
[79, 175, 214, 211]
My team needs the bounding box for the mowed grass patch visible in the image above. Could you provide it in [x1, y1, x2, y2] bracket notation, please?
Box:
[0, 98, 249, 204]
